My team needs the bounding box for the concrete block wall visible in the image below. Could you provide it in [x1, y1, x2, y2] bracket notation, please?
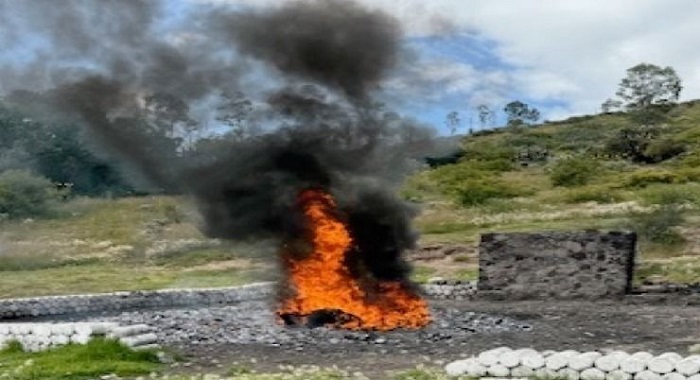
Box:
[478, 231, 637, 299]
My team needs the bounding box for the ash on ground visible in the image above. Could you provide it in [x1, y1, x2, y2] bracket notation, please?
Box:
[72, 300, 531, 349]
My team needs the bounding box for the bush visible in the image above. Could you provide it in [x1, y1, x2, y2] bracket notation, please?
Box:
[548, 156, 600, 187]
[628, 205, 685, 244]
[623, 169, 679, 188]
[673, 167, 700, 182]
[637, 184, 700, 207]
[643, 138, 686, 163]
[562, 185, 624, 204]
[0, 170, 58, 219]
[425, 163, 487, 195]
[456, 179, 523, 206]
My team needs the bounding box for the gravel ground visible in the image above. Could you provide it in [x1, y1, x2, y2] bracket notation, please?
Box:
[39, 295, 700, 379]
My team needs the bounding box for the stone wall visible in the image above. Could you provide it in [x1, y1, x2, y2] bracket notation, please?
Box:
[478, 231, 636, 299]
[0, 282, 479, 320]
[0, 283, 275, 320]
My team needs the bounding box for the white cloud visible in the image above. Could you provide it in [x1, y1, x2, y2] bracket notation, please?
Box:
[195, 0, 700, 122]
[378, 0, 700, 116]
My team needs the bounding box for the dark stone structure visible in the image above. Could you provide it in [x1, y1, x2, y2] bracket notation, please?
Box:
[478, 231, 636, 299]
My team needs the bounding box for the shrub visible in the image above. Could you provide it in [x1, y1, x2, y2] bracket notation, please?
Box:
[562, 186, 624, 204]
[0, 170, 58, 219]
[637, 184, 700, 207]
[643, 138, 686, 163]
[456, 178, 523, 206]
[548, 156, 600, 187]
[674, 167, 700, 182]
[425, 163, 487, 195]
[623, 169, 679, 188]
[628, 205, 685, 244]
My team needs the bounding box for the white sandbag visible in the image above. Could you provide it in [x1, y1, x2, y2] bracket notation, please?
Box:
[581, 367, 606, 380]
[486, 364, 510, 377]
[632, 352, 655, 362]
[522, 352, 546, 369]
[636, 370, 662, 380]
[445, 358, 484, 377]
[675, 359, 700, 376]
[50, 324, 74, 337]
[570, 353, 597, 371]
[33, 325, 51, 337]
[607, 369, 633, 380]
[687, 374, 700, 380]
[133, 343, 161, 351]
[662, 373, 686, 380]
[70, 334, 90, 345]
[499, 349, 524, 368]
[511, 365, 534, 377]
[119, 333, 158, 347]
[535, 367, 560, 379]
[596, 354, 624, 371]
[518, 348, 540, 357]
[51, 334, 70, 346]
[547, 353, 571, 370]
[609, 351, 631, 359]
[73, 324, 92, 338]
[620, 357, 646, 374]
[90, 322, 118, 335]
[649, 357, 675, 375]
[559, 367, 581, 380]
[658, 353, 684, 363]
[109, 324, 151, 338]
[478, 349, 503, 367]
[445, 360, 470, 376]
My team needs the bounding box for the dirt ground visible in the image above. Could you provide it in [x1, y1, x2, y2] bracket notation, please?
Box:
[173, 296, 700, 379]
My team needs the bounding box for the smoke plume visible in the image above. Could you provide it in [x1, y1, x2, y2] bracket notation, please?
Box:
[0, 0, 436, 282]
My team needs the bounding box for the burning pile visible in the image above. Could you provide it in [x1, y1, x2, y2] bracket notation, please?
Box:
[278, 189, 430, 330]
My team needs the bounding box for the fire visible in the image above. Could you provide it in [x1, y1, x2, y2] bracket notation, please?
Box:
[277, 188, 431, 330]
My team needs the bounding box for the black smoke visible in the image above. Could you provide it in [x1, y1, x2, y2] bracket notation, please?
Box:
[0, 0, 435, 283]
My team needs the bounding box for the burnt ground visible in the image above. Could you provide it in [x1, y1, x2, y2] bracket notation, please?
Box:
[167, 296, 700, 379]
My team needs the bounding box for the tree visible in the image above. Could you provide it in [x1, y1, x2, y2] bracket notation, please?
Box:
[216, 90, 255, 141]
[601, 98, 622, 113]
[445, 111, 461, 135]
[504, 101, 540, 126]
[615, 63, 682, 111]
[476, 104, 495, 129]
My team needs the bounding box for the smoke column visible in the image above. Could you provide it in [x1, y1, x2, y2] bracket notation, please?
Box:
[0, 0, 436, 282]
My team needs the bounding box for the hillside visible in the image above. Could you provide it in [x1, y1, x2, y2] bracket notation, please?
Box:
[3, 102, 700, 298]
[404, 100, 700, 284]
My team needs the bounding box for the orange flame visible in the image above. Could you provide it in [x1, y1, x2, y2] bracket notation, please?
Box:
[277, 188, 431, 330]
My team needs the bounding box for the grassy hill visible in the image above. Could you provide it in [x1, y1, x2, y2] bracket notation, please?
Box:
[3, 102, 700, 298]
[405, 101, 700, 284]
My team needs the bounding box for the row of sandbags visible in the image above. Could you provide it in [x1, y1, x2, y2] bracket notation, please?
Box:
[446, 347, 700, 380]
[0, 322, 158, 352]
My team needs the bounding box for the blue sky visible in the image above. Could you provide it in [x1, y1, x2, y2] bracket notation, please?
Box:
[4, 0, 700, 135]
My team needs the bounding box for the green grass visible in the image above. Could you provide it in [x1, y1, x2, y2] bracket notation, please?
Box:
[0, 196, 277, 298]
[636, 258, 700, 284]
[411, 266, 438, 284]
[0, 262, 274, 298]
[0, 338, 160, 380]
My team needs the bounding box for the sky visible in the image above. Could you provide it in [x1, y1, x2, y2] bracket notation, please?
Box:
[342, 0, 700, 132]
[4, 0, 700, 134]
[185, 0, 700, 132]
